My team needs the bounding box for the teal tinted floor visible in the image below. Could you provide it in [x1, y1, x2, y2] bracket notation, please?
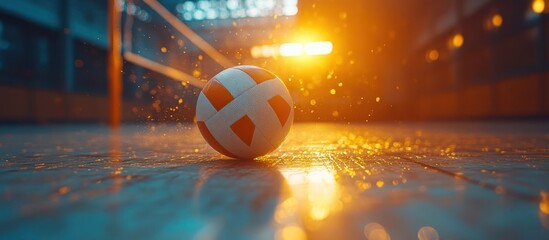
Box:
[0, 122, 548, 240]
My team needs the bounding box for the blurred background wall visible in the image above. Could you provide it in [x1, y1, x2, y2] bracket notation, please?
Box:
[0, 0, 547, 123]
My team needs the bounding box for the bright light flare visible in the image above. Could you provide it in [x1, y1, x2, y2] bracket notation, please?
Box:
[304, 41, 333, 55]
[279, 43, 304, 56]
[251, 46, 262, 58]
[251, 41, 333, 58]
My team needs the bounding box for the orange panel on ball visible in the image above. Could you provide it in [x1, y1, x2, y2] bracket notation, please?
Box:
[202, 78, 234, 111]
[268, 95, 291, 126]
[230, 115, 256, 146]
[197, 121, 237, 158]
[235, 66, 276, 84]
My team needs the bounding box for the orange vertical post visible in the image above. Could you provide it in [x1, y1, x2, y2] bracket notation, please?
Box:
[108, 0, 122, 128]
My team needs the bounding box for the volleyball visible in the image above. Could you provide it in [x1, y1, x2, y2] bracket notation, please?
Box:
[196, 65, 294, 159]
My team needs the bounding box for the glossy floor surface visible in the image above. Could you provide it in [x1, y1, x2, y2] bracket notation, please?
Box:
[1, 122, 548, 240]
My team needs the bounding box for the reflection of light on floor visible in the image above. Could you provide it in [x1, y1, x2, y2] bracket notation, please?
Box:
[275, 167, 342, 239]
[279, 167, 341, 222]
[275, 197, 307, 240]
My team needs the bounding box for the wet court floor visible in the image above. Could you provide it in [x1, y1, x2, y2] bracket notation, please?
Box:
[0, 122, 548, 239]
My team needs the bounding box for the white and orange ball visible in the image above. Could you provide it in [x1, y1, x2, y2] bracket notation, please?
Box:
[196, 65, 294, 159]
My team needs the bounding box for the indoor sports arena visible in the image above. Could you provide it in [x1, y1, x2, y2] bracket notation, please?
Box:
[0, 0, 548, 239]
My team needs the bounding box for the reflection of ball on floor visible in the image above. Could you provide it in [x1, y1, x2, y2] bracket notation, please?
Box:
[196, 65, 294, 159]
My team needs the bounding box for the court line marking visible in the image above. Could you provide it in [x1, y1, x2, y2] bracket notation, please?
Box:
[401, 156, 539, 203]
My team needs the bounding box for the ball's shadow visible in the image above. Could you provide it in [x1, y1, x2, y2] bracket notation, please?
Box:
[185, 159, 288, 239]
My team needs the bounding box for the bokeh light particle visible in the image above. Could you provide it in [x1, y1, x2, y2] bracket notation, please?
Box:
[278, 225, 306, 240]
[376, 180, 384, 188]
[363, 223, 391, 240]
[192, 69, 201, 77]
[532, 0, 546, 13]
[491, 14, 503, 28]
[451, 33, 464, 48]
[541, 191, 549, 214]
[426, 49, 439, 62]
[418, 226, 440, 240]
